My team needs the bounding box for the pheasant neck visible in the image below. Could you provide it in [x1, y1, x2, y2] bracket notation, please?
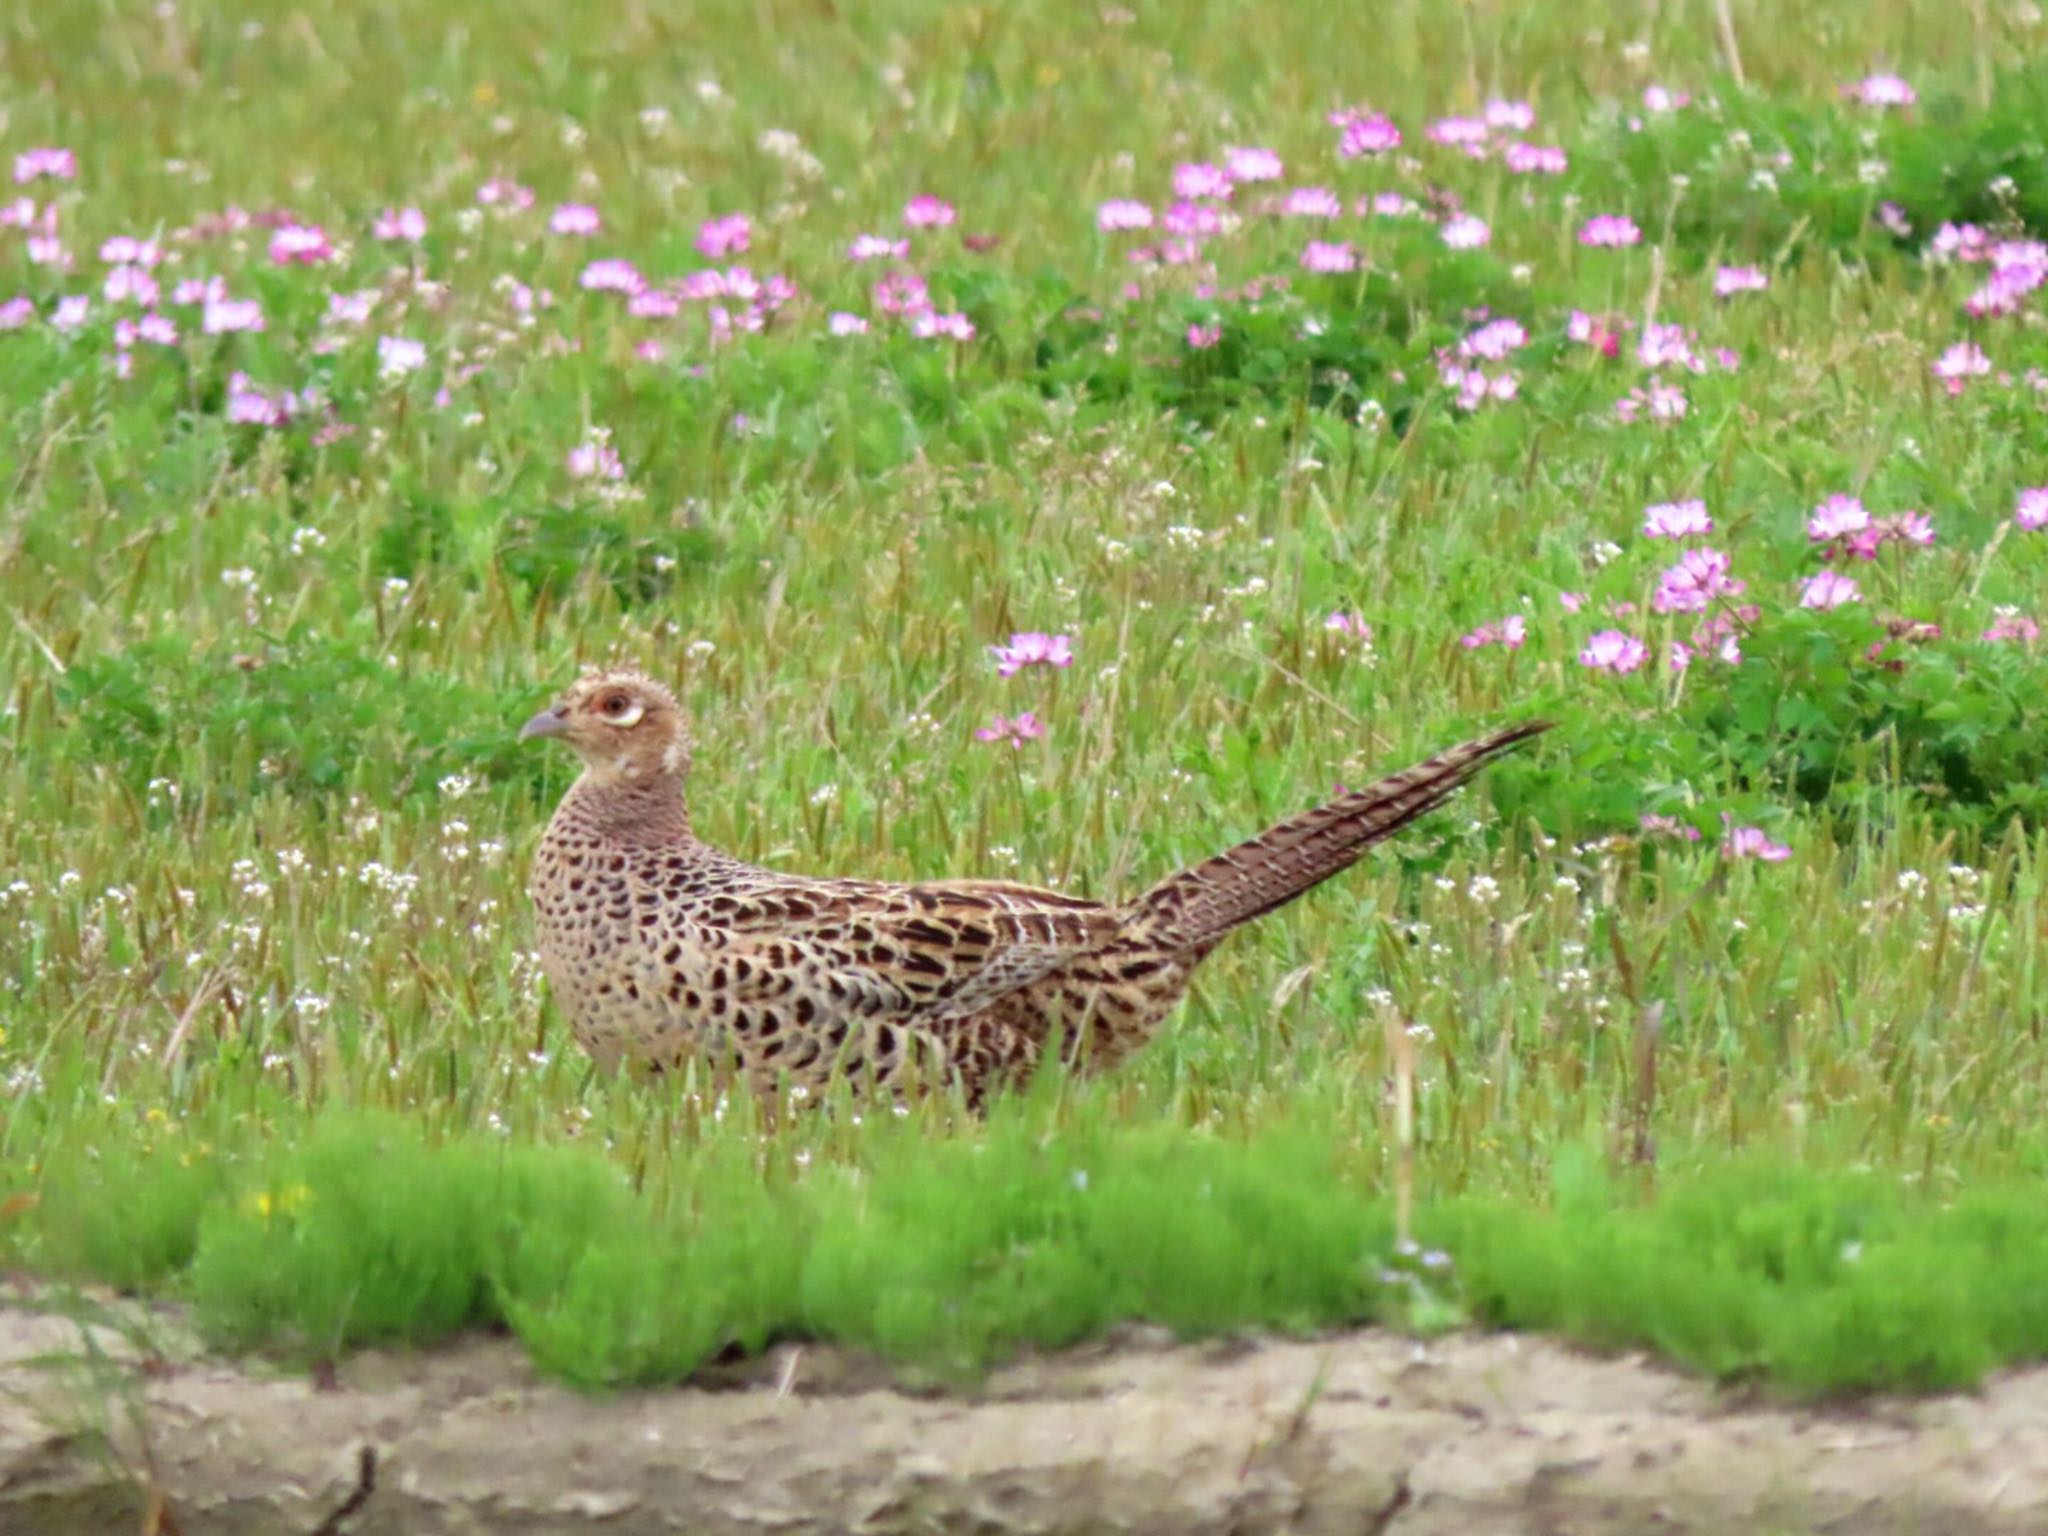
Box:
[565, 771, 695, 846]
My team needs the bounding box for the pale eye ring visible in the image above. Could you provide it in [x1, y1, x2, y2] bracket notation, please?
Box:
[598, 692, 645, 728]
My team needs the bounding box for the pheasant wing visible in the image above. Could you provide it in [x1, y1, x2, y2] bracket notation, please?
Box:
[662, 873, 1118, 1021]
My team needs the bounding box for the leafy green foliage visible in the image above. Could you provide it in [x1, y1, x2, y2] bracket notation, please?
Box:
[52, 631, 544, 806]
[1436, 1150, 2048, 1395]
[23, 1113, 2048, 1398]
[1579, 61, 2048, 263]
[1698, 611, 2048, 828]
[1887, 66, 2048, 236]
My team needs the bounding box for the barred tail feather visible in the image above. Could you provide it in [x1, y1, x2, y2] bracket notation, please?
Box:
[1128, 721, 1551, 950]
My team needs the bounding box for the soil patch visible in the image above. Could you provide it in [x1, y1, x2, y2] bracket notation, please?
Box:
[4, 1277, 2044, 1535]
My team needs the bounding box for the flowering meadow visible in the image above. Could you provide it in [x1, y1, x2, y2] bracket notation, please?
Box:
[6, 0, 2048, 1391]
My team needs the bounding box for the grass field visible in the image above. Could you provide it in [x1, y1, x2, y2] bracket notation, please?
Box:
[5, 0, 2048, 1395]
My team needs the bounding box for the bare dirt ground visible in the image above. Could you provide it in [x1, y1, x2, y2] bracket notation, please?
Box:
[4, 1277, 2046, 1535]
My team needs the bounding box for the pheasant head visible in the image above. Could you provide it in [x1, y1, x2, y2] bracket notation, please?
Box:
[520, 668, 693, 788]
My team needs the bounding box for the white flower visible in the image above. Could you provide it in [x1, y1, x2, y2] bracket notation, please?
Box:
[377, 335, 427, 378]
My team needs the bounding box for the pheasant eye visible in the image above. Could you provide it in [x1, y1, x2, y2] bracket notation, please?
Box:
[603, 693, 631, 714]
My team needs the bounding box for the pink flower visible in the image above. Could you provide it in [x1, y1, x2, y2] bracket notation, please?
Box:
[827, 311, 869, 336]
[1439, 214, 1491, 249]
[1558, 591, 1587, 613]
[1637, 323, 1702, 372]
[1721, 822, 1792, 861]
[1879, 511, 1936, 549]
[1504, 142, 1567, 174]
[1932, 340, 1991, 393]
[566, 432, 626, 481]
[549, 203, 602, 236]
[476, 178, 535, 210]
[1365, 192, 1420, 219]
[1642, 499, 1712, 539]
[13, 147, 75, 183]
[1324, 611, 1372, 640]
[1578, 629, 1648, 673]
[903, 194, 957, 227]
[1669, 628, 1742, 671]
[1639, 814, 1702, 842]
[98, 235, 162, 266]
[2015, 488, 2048, 531]
[26, 234, 70, 270]
[579, 258, 644, 294]
[499, 279, 545, 315]
[102, 265, 158, 307]
[269, 223, 332, 265]
[1095, 199, 1153, 232]
[1459, 318, 1527, 361]
[1300, 240, 1358, 274]
[1568, 310, 1623, 357]
[1426, 116, 1491, 154]
[1808, 494, 1870, 542]
[1336, 111, 1402, 157]
[225, 372, 299, 426]
[1461, 615, 1527, 651]
[1161, 200, 1225, 238]
[1224, 146, 1283, 182]
[1485, 99, 1535, 131]
[696, 213, 752, 258]
[1799, 570, 1862, 610]
[847, 232, 912, 261]
[1282, 186, 1342, 218]
[975, 712, 1046, 748]
[1647, 380, 1689, 419]
[628, 289, 681, 319]
[1967, 249, 2047, 317]
[1845, 72, 1916, 107]
[1930, 222, 1990, 263]
[1984, 611, 2040, 644]
[1714, 264, 1768, 298]
[991, 632, 1075, 676]
[1442, 363, 1519, 411]
[374, 207, 427, 242]
[201, 295, 265, 334]
[872, 271, 929, 315]
[1614, 379, 1689, 422]
[50, 295, 90, 333]
[911, 310, 976, 341]
[0, 296, 34, 330]
[1578, 214, 1642, 248]
[1642, 85, 1691, 113]
[173, 275, 223, 307]
[1653, 548, 1745, 613]
[1186, 323, 1221, 350]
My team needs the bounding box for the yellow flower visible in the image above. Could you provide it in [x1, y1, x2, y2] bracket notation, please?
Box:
[243, 1182, 314, 1222]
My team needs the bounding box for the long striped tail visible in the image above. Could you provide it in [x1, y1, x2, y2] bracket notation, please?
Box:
[1126, 721, 1551, 950]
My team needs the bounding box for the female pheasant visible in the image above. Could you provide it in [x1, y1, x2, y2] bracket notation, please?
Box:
[522, 668, 1548, 1103]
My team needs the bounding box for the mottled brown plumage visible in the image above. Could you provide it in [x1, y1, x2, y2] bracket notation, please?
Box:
[523, 668, 1548, 1103]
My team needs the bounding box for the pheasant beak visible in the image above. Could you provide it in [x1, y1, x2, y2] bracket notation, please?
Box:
[519, 707, 571, 742]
